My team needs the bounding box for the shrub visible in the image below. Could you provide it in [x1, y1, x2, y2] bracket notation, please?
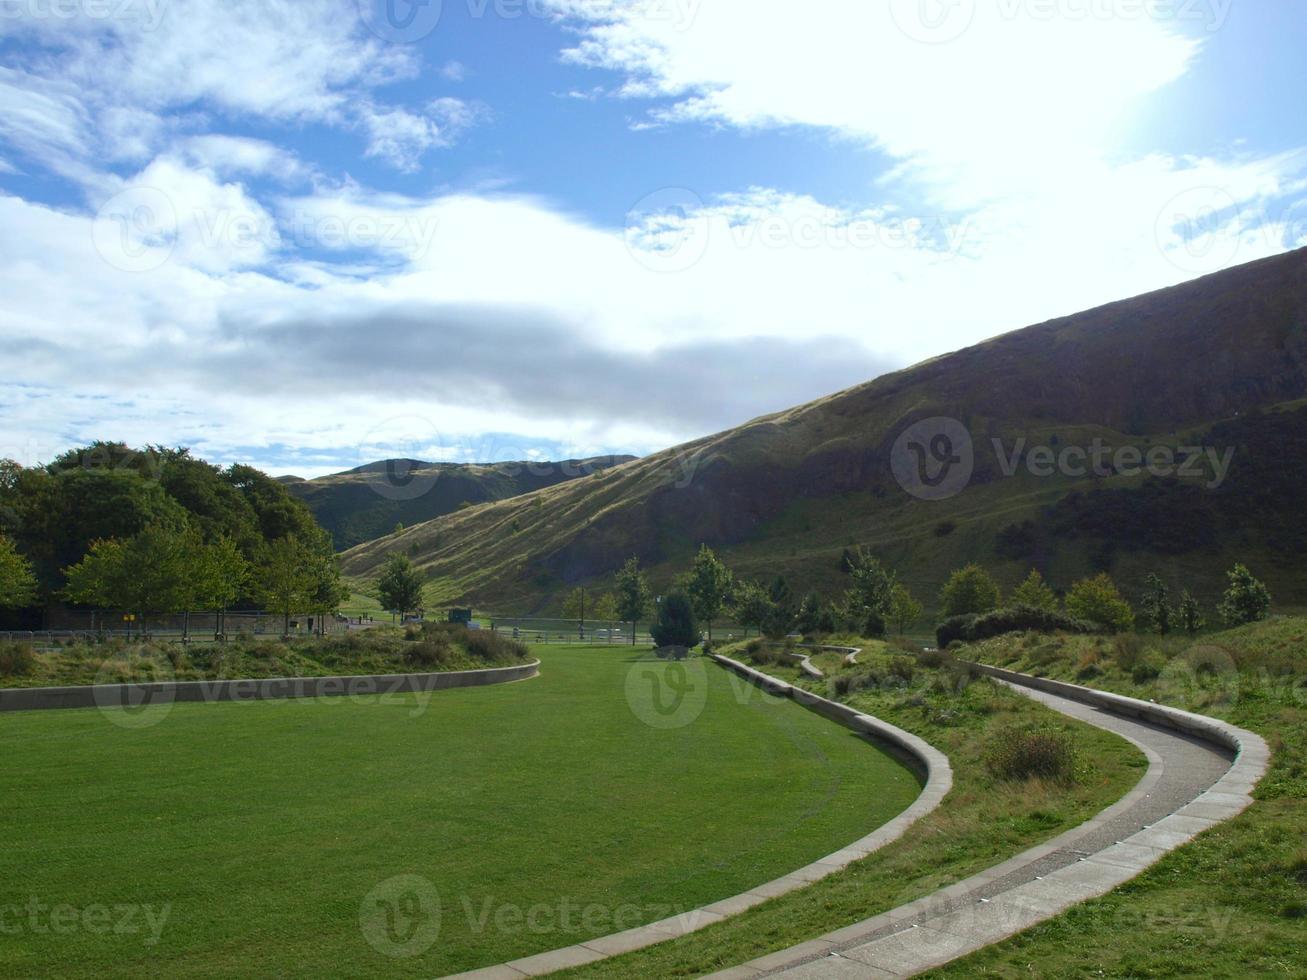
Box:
[464, 629, 529, 663]
[939, 565, 1002, 617]
[987, 729, 1079, 783]
[888, 657, 916, 683]
[1131, 659, 1163, 684]
[405, 637, 453, 668]
[936, 614, 978, 649]
[1065, 574, 1135, 633]
[650, 592, 699, 649]
[1218, 564, 1272, 627]
[919, 649, 948, 669]
[0, 642, 36, 677]
[833, 669, 885, 698]
[936, 606, 1095, 647]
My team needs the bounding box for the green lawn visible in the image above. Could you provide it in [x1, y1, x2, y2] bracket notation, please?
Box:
[554, 640, 1144, 978]
[0, 645, 919, 978]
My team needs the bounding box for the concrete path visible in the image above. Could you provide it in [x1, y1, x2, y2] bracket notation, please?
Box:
[708, 674, 1265, 979]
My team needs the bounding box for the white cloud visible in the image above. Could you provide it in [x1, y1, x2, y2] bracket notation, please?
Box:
[359, 98, 486, 171]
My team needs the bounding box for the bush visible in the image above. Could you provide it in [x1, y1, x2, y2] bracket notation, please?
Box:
[888, 657, 916, 683]
[651, 592, 699, 649]
[1065, 574, 1135, 633]
[0, 642, 36, 677]
[919, 649, 948, 669]
[936, 605, 1096, 648]
[987, 729, 1079, 783]
[405, 637, 453, 668]
[463, 629, 529, 663]
[1131, 659, 1163, 683]
[939, 565, 1002, 617]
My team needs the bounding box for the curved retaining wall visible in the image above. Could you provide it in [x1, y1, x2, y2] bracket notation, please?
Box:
[445, 653, 952, 980]
[0, 660, 541, 713]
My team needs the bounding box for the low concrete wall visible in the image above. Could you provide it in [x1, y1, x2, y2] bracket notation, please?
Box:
[0, 661, 541, 713]
[966, 662, 1246, 756]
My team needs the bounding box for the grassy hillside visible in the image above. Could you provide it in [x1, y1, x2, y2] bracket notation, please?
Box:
[341, 249, 1307, 615]
[285, 455, 635, 549]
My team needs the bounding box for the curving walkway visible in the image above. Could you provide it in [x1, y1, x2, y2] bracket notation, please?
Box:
[708, 666, 1267, 979]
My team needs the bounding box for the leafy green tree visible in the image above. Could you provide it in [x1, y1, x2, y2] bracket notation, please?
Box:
[795, 591, 826, 636]
[589, 592, 619, 623]
[731, 579, 773, 639]
[1179, 589, 1205, 636]
[254, 535, 321, 637]
[63, 524, 197, 633]
[1011, 569, 1058, 611]
[1140, 573, 1173, 636]
[1218, 564, 1271, 627]
[191, 535, 248, 640]
[650, 592, 699, 649]
[887, 584, 924, 636]
[613, 557, 651, 646]
[1065, 573, 1135, 633]
[0, 535, 37, 609]
[940, 564, 1002, 618]
[307, 550, 349, 636]
[684, 544, 734, 641]
[842, 548, 897, 637]
[375, 553, 425, 622]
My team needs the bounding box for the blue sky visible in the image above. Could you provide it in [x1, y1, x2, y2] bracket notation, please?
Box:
[1, 0, 1304, 477]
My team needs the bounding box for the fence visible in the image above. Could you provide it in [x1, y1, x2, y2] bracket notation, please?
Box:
[32, 609, 349, 640]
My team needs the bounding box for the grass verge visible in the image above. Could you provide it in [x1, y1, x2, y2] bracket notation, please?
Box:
[0, 622, 531, 689]
[927, 617, 1307, 978]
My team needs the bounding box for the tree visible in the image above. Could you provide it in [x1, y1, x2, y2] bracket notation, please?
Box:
[1011, 569, 1058, 611]
[63, 524, 197, 634]
[887, 584, 924, 636]
[650, 592, 699, 649]
[843, 548, 897, 637]
[0, 534, 37, 609]
[191, 535, 248, 641]
[940, 564, 1002, 618]
[613, 557, 651, 646]
[1179, 589, 1205, 636]
[562, 587, 587, 622]
[254, 535, 320, 637]
[589, 592, 619, 623]
[732, 579, 774, 638]
[1065, 573, 1135, 633]
[764, 576, 795, 638]
[307, 549, 349, 636]
[1218, 564, 1271, 627]
[684, 544, 734, 641]
[795, 592, 825, 636]
[375, 553, 425, 623]
[1140, 573, 1173, 636]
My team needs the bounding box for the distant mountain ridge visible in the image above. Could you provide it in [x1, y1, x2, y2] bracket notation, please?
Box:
[340, 248, 1307, 614]
[288, 455, 637, 549]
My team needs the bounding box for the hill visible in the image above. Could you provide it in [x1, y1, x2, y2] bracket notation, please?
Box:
[286, 456, 636, 550]
[340, 248, 1307, 615]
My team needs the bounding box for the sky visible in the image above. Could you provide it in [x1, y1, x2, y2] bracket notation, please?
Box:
[1, 0, 1304, 478]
